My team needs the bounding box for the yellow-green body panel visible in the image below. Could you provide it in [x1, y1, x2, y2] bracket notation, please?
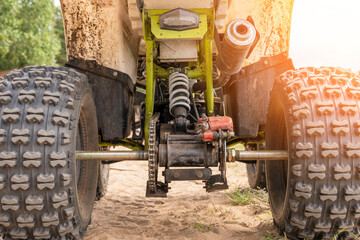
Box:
[143, 8, 216, 147]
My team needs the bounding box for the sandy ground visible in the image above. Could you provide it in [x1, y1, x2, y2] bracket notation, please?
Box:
[82, 160, 281, 240]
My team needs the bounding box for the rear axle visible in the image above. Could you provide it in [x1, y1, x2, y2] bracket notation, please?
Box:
[76, 150, 288, 162]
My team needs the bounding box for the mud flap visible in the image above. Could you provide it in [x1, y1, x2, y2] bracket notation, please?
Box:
[223, 53, 294, 139]
[66, 57, 135, 143]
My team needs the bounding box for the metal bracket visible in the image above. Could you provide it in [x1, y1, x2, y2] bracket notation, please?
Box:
[164, 168, 212, 182]
[245, 16, 260, 59]
[146, 181, 168, 198]
[205, 174, 229, 192]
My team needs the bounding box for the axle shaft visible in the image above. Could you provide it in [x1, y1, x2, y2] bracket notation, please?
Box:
[232, 150, 288, 161]
[76, 151, 148, 161]
[76, 150, 288, 162]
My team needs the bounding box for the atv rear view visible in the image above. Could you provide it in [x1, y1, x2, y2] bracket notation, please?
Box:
[0, 0, 359, 239]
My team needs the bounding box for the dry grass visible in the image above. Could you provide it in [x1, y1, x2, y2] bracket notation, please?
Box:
[225, 187, 268, 206]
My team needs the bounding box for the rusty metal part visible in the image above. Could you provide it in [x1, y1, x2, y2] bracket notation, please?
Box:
[158, 142, 218, 167]
[206, 174, 228, 192]
[219, 130, 228, 187]
[164, 168, 212, 182]
[148, 112, 161, 193]
[76, 151, 148, 161]
[205, 129, 229, 192]
[158, 123, 228, 192]
[216, 19, 256, 87]
[232, 150, 288, 161]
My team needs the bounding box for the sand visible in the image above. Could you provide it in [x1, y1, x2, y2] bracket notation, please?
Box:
[83, 160, 283, 240]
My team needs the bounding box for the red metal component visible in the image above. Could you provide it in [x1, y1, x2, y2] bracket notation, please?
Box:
[199, 116, 234, 141]
[203, 131, 214, 141]
[199, 116, 234, 132]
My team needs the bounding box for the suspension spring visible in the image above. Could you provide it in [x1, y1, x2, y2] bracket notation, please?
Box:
[169, 72, 191, 118]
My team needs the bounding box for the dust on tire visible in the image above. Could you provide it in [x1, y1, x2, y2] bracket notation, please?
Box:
[266, 67, 360, 239]
[0, 66, 99, 239]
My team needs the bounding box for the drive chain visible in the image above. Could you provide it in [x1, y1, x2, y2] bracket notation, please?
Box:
[148, 112, 160, 192]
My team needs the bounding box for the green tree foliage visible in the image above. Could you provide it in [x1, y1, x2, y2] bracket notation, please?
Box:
[55, 6, 66, 66]
[0, 0, 61, 71]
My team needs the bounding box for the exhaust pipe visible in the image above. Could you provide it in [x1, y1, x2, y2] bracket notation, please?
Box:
[216, 19, 256, 87]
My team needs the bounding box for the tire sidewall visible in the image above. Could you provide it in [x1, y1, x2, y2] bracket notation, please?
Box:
[265, 86, 292, 230]
[73, 86, 99, 232]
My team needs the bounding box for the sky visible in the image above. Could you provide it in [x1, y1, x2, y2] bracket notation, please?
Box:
[289, 0, 360, 72]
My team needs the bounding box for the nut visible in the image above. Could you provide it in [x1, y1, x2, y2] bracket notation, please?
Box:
[227, 148, 236, 162]
[196, 171, 203, 179]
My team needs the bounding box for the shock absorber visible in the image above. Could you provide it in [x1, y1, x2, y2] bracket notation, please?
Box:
[169, 72, 191, 118]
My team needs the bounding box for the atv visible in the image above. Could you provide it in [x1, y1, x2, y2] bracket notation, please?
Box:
[0, 0, 359, 239]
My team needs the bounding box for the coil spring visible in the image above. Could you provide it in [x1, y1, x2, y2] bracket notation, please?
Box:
[169, 72, 191, 118]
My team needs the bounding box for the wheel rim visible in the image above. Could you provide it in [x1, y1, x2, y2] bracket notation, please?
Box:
[266, 101, 290, 222]
[75, 111, 91, 219]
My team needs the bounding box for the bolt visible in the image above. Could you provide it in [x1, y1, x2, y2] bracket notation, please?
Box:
[263, 60, 269, 65]
[113, 72, 118, 77]
[196, 171, 203, 179]
[202, 122, 209, 131]
[240, 69, 245, 75]
[173, 172, 180, 179]
[201, 113, 208, 121]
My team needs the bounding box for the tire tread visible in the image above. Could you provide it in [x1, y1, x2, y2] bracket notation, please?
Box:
[273, 67, 360, 239]
[0, 66, 90, 239]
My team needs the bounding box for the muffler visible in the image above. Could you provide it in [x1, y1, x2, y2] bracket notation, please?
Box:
[216, 19, 257, 87]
